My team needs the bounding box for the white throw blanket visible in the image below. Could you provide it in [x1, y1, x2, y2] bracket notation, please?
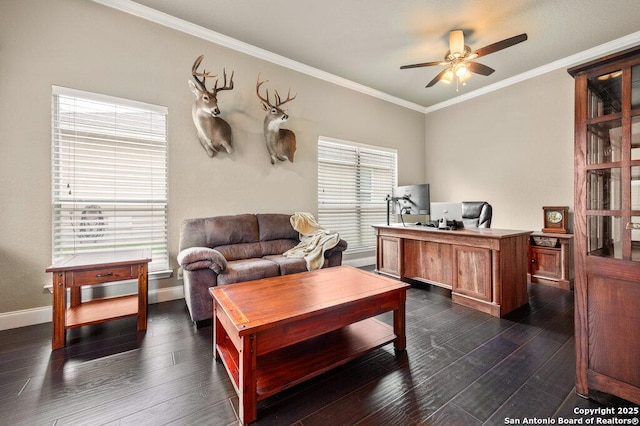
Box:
[283, 212, 340, 271]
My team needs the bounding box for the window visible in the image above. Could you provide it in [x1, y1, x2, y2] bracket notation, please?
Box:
[318, 137, 397, 252]
[51, 86, 169, 273]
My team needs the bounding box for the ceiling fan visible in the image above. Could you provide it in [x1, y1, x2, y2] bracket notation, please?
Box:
[401, 30, 528, 90]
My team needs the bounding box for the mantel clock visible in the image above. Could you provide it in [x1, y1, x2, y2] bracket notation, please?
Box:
[542, 206, 568, 234]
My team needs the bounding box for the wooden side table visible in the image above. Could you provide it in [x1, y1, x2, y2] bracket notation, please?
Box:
[528, 232, 574, 290]
[46, 249, 151, 349]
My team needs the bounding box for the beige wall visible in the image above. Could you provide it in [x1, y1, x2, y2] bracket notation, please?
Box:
[424, 69, 575, 230]
[0, 0, 425, 316]
[0, 0, 579, 322]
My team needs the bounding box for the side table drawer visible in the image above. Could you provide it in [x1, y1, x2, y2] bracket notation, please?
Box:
[72, 265, 137, 286]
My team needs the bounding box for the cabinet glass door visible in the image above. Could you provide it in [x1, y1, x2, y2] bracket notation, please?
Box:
[570, 46, 640, 406]
[631, 65, 640, 260]
[585, 66, 640, 261]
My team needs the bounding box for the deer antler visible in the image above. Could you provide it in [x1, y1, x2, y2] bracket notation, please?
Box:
[213, 69, 234, 94]
[191, 55, 217, 92]
[256, 76, 273, 108]
[257, 76, 296, 108]
[274, 88, 297, 107]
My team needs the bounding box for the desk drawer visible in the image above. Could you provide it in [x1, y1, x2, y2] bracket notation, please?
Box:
[72, 265, 136, 286]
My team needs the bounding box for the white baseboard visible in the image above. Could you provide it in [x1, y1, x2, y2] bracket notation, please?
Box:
[151, 285, 185, 304]
[0, 306, 53, 331]
[343, 256, 375, 268]
[0, 285, 185, 331]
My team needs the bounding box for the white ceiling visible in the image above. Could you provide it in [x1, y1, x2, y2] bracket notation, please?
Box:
[108, 0, 640, 111]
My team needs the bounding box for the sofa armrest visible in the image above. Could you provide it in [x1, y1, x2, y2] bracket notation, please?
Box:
[322, 238, 347, 268]
[177, 247, 227, 274]
[325, 238, 348, 257]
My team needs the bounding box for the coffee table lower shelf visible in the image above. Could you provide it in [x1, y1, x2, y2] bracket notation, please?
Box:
[216, 317, 396, 400]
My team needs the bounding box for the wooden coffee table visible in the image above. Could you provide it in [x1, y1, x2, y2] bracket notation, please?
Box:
[209, 265, 409, 425]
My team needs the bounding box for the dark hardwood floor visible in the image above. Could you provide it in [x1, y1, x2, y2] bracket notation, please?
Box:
[1, 269, 636, 425]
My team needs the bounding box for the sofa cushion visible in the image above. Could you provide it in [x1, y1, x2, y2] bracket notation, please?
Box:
[215, 242, 263, 261]
[257, 213, 299, 241]
[260, 239, 297, 257]
[179, 214, 260, 251]
[263, 255, 315, 275]
[206, 214, 260, 247]
[217, 258, 280, 285]
[179, 217, 209, 252]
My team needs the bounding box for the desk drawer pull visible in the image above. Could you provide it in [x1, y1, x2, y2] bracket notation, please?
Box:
[96, 272, 114, 278]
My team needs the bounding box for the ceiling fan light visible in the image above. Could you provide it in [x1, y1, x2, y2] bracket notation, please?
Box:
[450, 30, 465, 56]
[442, 69, 454, 84]
[455, 63, 468, 77]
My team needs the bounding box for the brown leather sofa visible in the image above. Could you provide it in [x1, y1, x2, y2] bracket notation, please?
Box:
[177, 213, 347, 325]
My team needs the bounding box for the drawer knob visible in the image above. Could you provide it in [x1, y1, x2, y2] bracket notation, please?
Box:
[96, 272, 114, 278]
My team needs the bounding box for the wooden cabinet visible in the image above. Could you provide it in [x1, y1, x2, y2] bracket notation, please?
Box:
[452, 245, 492, 302]
[376, 235, 402, 277]
[403, 240, 452, 288]
[569, 46, 640, 405]
[528, 232, 574, 290]
[374, 225, 530, 317]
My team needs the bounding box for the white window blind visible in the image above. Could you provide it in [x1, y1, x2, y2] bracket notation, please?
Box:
[318, 137, 397, 252]
[51, 86, 169, 273]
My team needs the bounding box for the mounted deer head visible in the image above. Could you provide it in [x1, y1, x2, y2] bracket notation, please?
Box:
[256, 76, 297, 164]
[188, 55, 234, 157]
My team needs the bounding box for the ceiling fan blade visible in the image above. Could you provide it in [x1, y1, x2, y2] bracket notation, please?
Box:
[400, 61, 443, 70]
[472, 33, 528, 58]
[466, 62, 495, 76]
[426, 68, 449, 88]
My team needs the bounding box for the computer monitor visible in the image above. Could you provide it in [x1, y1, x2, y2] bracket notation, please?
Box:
[430, 202, 463, 222]
[392, 184, 430, 215]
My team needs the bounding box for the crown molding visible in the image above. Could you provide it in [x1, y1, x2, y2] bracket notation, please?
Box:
[91, 1, 640, 115]
[90, 0, 426, 113]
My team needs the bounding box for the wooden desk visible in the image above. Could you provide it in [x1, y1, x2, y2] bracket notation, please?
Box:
[210, 266, 409, 425]
[373, 225, 531, 317]
[46, 249, 151, 349]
